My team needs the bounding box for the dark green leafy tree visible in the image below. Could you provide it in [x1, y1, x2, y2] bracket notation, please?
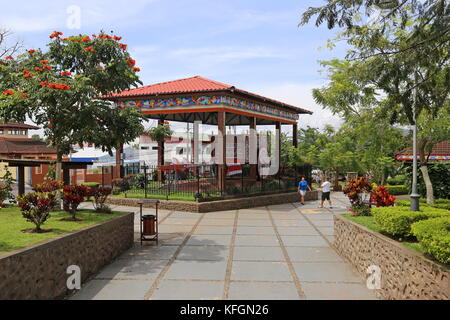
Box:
[0, 30, 146, 182]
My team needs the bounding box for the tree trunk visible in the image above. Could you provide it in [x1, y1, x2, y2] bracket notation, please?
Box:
[55, 151, 63, 209]
[419, 165, 434, 204]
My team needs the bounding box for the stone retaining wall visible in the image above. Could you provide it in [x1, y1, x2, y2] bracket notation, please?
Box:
[106, 191, 318, 213]
[333, 214, 449, 300]
[0, 213, 134, 300]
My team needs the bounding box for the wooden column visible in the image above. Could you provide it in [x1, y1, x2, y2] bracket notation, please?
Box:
[249, 116, 257, 180]
[18, 165, 25, 196]
[217, 111, 226, 192]
[275, 121, 281, 169]
[157, 119, 165, 181]
[115, 143, 123, 179]
[63, 167, 70, 186]
[293, 123, 298, 148]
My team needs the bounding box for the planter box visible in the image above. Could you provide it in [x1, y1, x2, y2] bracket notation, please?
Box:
[0, 213, 134, 300]
[333, 214, 449, 300]
[106, 191, 318, 213]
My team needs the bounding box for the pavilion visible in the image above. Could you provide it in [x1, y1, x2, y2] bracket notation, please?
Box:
[107, 76, 313, 190]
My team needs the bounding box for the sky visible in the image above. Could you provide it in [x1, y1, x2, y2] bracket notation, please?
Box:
[0, 0, 348, 135]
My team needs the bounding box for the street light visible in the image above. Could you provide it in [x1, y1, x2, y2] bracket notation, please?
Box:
[410, 72, 420, 211]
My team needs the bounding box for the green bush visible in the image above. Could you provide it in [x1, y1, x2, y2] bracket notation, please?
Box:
[385, 185, 409, 195]
[372, 206, 450, 237]
[411, 217, 450, 265]
[81, 182, 100, 187]
[396, 199, 450, 210]
[386, 175, 407, 186]
[405, 163, 450, 199]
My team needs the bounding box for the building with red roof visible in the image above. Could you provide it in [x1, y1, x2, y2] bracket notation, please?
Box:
[396, 140, 450, 162]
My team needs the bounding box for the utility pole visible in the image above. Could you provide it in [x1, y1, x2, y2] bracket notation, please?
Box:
[410, 71, 420, 211]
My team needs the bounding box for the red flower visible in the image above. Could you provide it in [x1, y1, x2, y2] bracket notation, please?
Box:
[118, 43, 127, 51]
[113, 35, 122, 41]
[40, 60, 49, 64]
[60, 71, 71, 76]
[97, 65, 104, 70]
[23, 74, 33, 79]
[28, 49, 36, 54]
[40, 81, 48, 88]
[50, 31, 63, 39]
[127, 59, 136, 67]
[83, 47, 95, 52]
[81, 36, 91, 42]
[2, 90, 14, 95]
[5, 56, 13, 60]
[132, 67, 140, 72]
[43, 65, 52, 70]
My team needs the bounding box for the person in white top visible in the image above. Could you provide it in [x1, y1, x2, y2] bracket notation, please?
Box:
[319, 178, 332, 208]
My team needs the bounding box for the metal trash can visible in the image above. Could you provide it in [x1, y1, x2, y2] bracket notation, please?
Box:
[142, 214, 156, 236]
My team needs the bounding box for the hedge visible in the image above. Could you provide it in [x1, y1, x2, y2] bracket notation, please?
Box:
[411, 217, 450, 265]
[81, 182, 101, 187]
[396, 199, 450, 211]
[386, 175, 407, 186]
[385, 185, 409, 195]
[372, 206, 450, 237]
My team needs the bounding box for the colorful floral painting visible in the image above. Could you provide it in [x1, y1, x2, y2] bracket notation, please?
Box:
[115, 95, 299, 121]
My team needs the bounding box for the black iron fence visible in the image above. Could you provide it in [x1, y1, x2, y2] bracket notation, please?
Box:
[107, 163, 312, 201]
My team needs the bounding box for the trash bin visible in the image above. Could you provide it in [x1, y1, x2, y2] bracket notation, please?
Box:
[142, 215, 156, 236]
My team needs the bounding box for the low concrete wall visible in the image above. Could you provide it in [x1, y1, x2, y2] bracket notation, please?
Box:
[0, 213, 134, 300]
[333, 214, 449, 300]
[106, 191, 318, 213]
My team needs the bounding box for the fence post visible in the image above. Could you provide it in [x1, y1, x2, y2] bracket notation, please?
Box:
[144, 164, 147, 198]
[241, 166, 244, 193]
[197, 166, 200, 197]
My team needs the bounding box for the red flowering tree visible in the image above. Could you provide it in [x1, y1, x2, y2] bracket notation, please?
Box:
[18, 192, 58, 233]
[0, 31, 146, 182]
[343, 176, 373, 216]
[62, 185, 88, 220]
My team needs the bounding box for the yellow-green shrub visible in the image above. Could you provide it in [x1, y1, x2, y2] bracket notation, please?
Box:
[411, 217, 450, 265]
[372, 206, 450, 237]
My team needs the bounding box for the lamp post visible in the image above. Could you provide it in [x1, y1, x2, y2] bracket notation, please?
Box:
[410, 72, 420, 211]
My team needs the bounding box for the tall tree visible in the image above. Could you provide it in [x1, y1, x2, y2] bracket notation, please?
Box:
[0, 31, 146, 182]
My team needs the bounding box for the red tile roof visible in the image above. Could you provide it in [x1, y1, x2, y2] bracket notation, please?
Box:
[398, 140, 450, 156]
[108, 76, 312, 114]
[0, 122, 39, 129]
[0, 138, 56, 155]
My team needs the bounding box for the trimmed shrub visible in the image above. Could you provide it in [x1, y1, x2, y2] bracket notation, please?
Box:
[33, 180, 63, 192]
[81, 182, 100, 187]
[411, 217, 450, 265]
[371, 185, 396, 207]
[396, 199, 450, 211]
[62, 185, 88, 220]
[90, 187, 112, 213]
[18, 192, 57, 232]
[385, 185, 409, 195]
[372, 206, 450, 237]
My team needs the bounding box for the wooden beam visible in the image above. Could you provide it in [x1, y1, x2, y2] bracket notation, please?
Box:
[293, 123, 298, 148]
[18, 166, 25, 196]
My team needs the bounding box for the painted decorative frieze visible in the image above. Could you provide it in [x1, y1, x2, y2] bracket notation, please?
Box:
[115, 95, 299, 120]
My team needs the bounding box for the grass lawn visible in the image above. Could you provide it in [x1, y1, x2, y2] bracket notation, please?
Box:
[0, 206, 127, 255]
[343, 214, 425, 254]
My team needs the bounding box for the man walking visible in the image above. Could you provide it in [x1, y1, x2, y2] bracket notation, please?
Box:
[319, 177, 332, 208]
[298, 176, 312, 205]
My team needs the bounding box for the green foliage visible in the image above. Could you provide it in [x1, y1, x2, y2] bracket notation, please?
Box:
[385, 185, 409, 195]
[147, 124, 172, 143]
[396, 198, 450, 211]
[411, 217, 450, 265]
[373, 206, 450, 237]
[0, 166, 15, 205]
[405, 163, 450, 200]
[387, 175, 407, 186]
[89, 187, 112, 213]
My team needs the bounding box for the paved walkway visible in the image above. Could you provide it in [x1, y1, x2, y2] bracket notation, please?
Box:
[71, 193, 377, 300]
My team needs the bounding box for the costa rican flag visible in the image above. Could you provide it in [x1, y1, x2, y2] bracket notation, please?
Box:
[227, 164, 242, 176]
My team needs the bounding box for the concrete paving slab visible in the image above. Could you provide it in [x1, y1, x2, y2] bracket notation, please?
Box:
[286, 247, 343, 262]
[237, 219, 273, 226]
[234, 235, 280, 247]
[236, 226, 275, 235]
[317, 227, 334, 236]
[119, 245, 178, 260]
[276, 227, 319, 236]
[309, 220, 334, 227]
[301, 282, 377, 300]
[151, 280, 224, 300]
[198, 219, 236, 226]
[164, 260, 227, 280]
[158, 233, 187, 245]
[177, 245, 229, 261]
[281, 235, 329, 247]
[162, 218, 199, 225]
[159, 225, 193, 234]
[71, 279, 153, 300]
[95, 258, 167, 279]
[231, 261, 293, 281]
[293, 262, 363, 283]
[228, 281, 300, 300]
[186, 234, 233, 246]
[194, 226, 234, 235]
[274, 220, 312, 227]
[233, 246, 285, 261]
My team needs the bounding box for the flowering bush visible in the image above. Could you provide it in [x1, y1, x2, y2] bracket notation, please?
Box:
[33, 180, 63, 193]
[89, 187, 112, 213]
[62, 185, 88, 220]
[343, 177, 373, 216]
[371, 185, 396, 207]
[18, 192, 57, 232]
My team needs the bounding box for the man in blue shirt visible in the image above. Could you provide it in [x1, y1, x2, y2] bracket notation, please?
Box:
[298, 176, 312, 205]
